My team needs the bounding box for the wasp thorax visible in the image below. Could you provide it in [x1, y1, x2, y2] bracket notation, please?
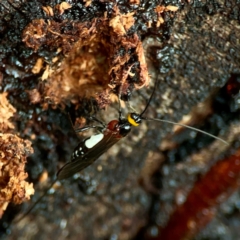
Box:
[127, 113, 142, 127]
[119, 120, 131, 136]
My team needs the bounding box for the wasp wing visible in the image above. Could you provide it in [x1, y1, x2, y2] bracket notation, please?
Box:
[57, 131, 121, 180]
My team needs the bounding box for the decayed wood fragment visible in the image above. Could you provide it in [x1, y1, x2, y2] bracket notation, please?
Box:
[0, 93, 34, 218]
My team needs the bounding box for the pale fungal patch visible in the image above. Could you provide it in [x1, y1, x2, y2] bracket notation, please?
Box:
[85, 133, 104, 148]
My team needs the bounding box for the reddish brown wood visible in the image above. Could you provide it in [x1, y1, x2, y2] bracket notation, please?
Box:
[149, 149, 240, 240]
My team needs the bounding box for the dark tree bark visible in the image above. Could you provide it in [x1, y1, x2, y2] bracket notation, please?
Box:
[0, 0, 240, 239]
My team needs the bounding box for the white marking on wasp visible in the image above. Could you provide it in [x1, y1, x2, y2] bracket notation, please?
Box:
[85, 133, 104, 148]
[75, 150, 79, 157]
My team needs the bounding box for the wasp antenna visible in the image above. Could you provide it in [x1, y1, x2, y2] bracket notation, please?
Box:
[118, 90, 124, 120]
[14, 179, 58, 223]
[117, 63, 137, 120]
[89, 116, 106, 128]
[140, 76, 159, 117]
[144, 117, 229, 145]
[67, 112, 76, 131]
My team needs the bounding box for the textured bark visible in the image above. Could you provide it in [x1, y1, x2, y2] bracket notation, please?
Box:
[0, 0, 240, 239]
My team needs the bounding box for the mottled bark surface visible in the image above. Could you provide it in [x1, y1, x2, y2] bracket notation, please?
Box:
[0, 0, 240, 240]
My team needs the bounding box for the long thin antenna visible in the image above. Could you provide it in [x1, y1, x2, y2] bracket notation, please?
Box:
[118, 82, 124, 120]
[14, 179, 58, 223]
[140, 75, 158, 117]
[144, 117, 229, 145]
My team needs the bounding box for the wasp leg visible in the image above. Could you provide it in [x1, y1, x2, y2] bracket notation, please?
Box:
[75, 125, 104, 133]
[88, 116, 106, 128]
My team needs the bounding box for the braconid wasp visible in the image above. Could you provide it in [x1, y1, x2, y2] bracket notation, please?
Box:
[15, 76, 228, 223]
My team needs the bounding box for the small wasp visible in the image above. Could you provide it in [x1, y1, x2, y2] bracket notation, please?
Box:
[15, 79, 228, 222]
[58, 90, 228, 179]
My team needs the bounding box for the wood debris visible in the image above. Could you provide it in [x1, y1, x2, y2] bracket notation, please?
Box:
[0, 134, 34, 218]
[32, 58, 44, 74]
[0, 93, 16, 132]
[55, 2, 72, 15]
[155, 5, 179, 27]
[22, 9, 149, 108]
